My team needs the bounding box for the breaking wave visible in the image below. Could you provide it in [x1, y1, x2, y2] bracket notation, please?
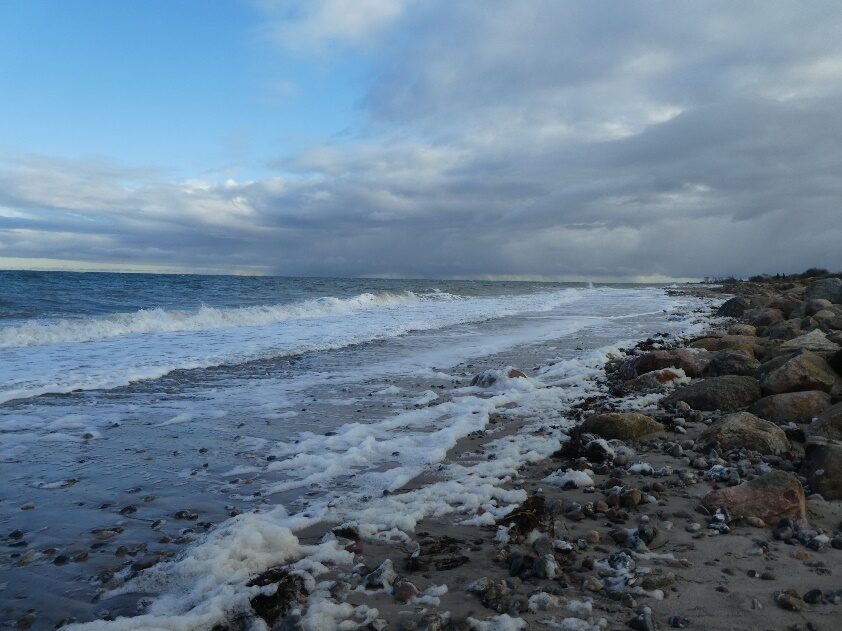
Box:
[0, 291, 442, 348]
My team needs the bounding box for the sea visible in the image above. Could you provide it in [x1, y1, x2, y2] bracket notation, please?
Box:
[0, 271, 715, 630]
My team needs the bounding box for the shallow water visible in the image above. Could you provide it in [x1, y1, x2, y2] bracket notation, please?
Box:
[0, 272, 712, 629]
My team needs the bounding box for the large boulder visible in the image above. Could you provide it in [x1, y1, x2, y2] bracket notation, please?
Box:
[579, 412, 664, 441]
[768, 297, 804, 318]
[689, 335, 768, 358]
[779, 330, 841, 357]
[617, 348, 711, 380]
[759, 350, 840, 395]
[626, 368, 685, 392]
[663, 375, 762, 412]
[743, 307, 785, 328]
[698, 412, 790, 454]
[728, 323, 757, 336]
[803, 438, 842, 500]
[702, 471, 806, 522]
[806, 277, 842, 304]
[763, 319, 802, 341]
[805, 402, 842, 441]
[701, 349, 760, 377]
[717, 296, 750, 317]
[750, 391, 832, 424]
[806, 298, 834, 316]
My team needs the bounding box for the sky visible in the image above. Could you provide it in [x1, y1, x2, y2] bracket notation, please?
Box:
[1, 0, 841, 281]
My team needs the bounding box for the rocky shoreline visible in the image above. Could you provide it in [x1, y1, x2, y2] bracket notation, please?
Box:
[227, 276, 842, 631]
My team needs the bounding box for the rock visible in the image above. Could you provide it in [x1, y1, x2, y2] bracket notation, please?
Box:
[806, 298, 834, 316]
[779, 330, 841, 357]
[807, 401, 842, 440]
[745, 516, 765, 528]
[806, 277, 842, 304]
[470, 368, 527, 387]
[393, 578, 420, 603]
[627, 368, 685, 391]
[580, 412, 664, 440]
[760, 350, 840, 395]
[803, 589, 823, 604]
[698, 412, 790, 455]
[408, 535, 469, 572]
[764, 319, 803, 341]
[702, 471, 806, 522]
[743, 307, 785, 327]
[663, 376, 762, 412]
[365, 559, 397, 589]
[689, 335, 767, 358]
[775, 590, 803, 611]
[728, 323, 757, 336]
[803, 438, 842, 500]
[617, 349, 712, 380]
[701, 349, 760, 377]
[717, 297, 750, 317]
[247, 568, 308, 627]
[749, 391, 831, 424]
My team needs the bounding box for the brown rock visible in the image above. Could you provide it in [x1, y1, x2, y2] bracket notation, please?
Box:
[626, 368, 685, 391]
[743, 307, 785, 327]
[702, 471, 806, 522]
[393, 578, 420, 603]
[701, 349, 761, 377]
[663, 375, 762, 412]
[698, 412, 790, 454]
[690, 335, 759, 357]
[728, 323, 757, 336]
[749, 391, 831, 424]
[617, 348, 712, 380]
[779, 330, 841, 357]
[759, 350, 840, 395]
[580, 412, 664, 440]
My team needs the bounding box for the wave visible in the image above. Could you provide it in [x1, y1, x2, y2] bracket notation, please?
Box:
[0, 291, 445, 348]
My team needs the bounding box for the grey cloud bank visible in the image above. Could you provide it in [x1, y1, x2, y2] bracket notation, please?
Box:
[2, 1, 841, 279]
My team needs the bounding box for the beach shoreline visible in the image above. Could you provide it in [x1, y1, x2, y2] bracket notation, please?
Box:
[228, 276, 842, 630]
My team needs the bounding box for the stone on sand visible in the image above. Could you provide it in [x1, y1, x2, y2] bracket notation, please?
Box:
[702, 470, 806, 522]
[697, 412, 790, 455]
[664, 375, 762, 412]
[580, 412, 664, 440]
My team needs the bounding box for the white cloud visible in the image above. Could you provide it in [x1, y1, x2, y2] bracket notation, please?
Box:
[257, 0, 409, 53]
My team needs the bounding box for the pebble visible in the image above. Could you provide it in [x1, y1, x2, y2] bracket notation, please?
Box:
[775, 590, 803, 611]
[174, 510, 198, 520]
[668, 616, 690, 629]
[686, 522, 702, 533]
[803, 589, 823, 604]
[745, 516, 765, 528]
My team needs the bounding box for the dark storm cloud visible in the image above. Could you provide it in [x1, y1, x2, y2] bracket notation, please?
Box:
[2, 1, 841, 278]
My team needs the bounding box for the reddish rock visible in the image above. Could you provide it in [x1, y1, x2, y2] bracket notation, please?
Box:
[702, 471, 806, 522]
[617, 348, 711, 380]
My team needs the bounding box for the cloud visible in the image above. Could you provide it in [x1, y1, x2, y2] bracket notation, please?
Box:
[2, 2, 842, 279]
[256, 0, 409, 54]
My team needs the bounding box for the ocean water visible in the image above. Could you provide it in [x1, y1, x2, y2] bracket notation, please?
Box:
[0, 271, 714, 629]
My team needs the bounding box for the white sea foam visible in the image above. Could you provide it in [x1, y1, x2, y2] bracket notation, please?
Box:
[0, 291, 428, 348]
